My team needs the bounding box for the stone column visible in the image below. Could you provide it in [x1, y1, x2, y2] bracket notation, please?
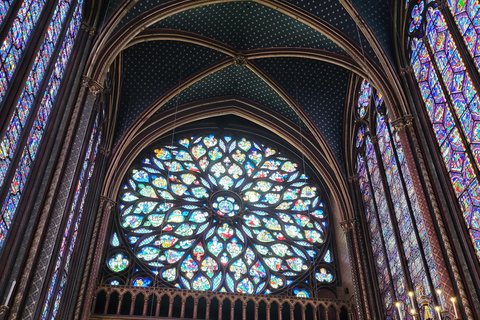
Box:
[340, 219, 363, 320]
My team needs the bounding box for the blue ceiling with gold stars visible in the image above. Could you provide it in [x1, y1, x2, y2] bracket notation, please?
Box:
[106, 0, 397, 172]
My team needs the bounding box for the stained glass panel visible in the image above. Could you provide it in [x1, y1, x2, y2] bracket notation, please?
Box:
[410, 34, 480, 260]
[425, 6, 480, 171]
[0, 0, 83, 250]
[365, 136, 409, 307]
[111, 134, 332, 294]
[0, 0, 47, 103]
[0, 0, 74, 188]
[356, 152, 395, 316]
[0, 0, 12, 25]
[446, 0, 480, 72]
[376, 114, 431, 299]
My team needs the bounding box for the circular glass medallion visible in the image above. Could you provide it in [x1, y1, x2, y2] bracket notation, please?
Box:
[211, 193, 241, 217]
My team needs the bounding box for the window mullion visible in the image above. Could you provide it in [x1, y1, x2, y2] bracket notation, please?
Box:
[353, 156, 395, 317]
[361, 151, 399, 303]
[369, 135, 416, 296]
[422, 34, 480, 179]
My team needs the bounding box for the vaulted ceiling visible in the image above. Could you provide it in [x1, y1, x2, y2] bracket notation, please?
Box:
[99, 0, 399, 174]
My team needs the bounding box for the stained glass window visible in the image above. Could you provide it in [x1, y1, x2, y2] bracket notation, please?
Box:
[0, 0, 12, 25]
[0, 0, 47, 103]
[446, 0, 480, 72]
[353, 80, 444, 316]
[0, 0, 74, 188]
[0, 0, 83, 250]
[104, 133, 334, 295]
[407, 0, 480, 261]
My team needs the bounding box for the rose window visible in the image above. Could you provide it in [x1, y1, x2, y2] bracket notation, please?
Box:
[109, 134, 333, 295]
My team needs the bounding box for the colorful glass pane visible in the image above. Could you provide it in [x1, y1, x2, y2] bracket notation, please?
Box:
[0, 0, 12, 25]
[357, 79, 372, 118]
[0, 0, 74, 189]
[376, 113, 432, 298]
[0, 0, 83, 250]
[410, 33, 480, 260]
[0, 0, 47, 103]
[356, 152, 396, 317]
[447, 0, 480, 72]
[115, 134, 332, 294]
[425, 6, 480, 171]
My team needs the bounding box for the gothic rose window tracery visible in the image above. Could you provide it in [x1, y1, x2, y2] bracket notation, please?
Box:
[107, 133, 334, 296]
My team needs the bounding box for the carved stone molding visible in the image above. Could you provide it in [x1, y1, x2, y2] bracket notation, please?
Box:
[435, 0, 448, 10]
[82, 76, 104, 97]
[340, 219, 356, 232]
[81, 21, 96, 36]
[233, 55, 247, 67]
[99, 195, 116, 209]
[370, 135, 379, 144]
[391, 115, 414, 133]
[400, 65, 414, 76]
[348, 175, 359, 183]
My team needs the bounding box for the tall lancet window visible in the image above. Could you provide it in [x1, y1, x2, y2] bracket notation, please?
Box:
[407, 0, 480, 261]
[0, 0, 84, 249]
[353, 80, 442, 319]
[101, 132, 336, 298]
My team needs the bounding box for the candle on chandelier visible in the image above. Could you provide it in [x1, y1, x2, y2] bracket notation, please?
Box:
[436, 289, 445, 310]
[450, 297, 458, 318]
[395, 302, 403, 320]
[435, 306, 442, 320]
[408, 291, 416, 313]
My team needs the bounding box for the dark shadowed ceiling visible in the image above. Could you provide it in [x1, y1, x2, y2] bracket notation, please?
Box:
[103, 0, 397, 174]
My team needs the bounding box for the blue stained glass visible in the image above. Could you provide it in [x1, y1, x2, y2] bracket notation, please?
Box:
[410, 29, 480, 261]
[0, 0, 74, 188]
[0, 0, 83, 253]
[447, 0, 480, 73]
[0, 0, 47, 103]
[376, 113, 430, 297]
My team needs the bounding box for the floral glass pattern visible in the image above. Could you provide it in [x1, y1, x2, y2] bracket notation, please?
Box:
[113, 134, 332, 294]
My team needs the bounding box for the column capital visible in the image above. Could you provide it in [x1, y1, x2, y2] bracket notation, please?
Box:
[391, 115, 414, 133]
[100, 195, 116, 208]
[340, 219, 356, 232]
[81, 21, 96, 36]
[348, 175, 359, 183]
[82, 76, 103, 97]
[369, 135, 379, 144]
[400, 65, 414, 76]
[99, 146, 110, 157]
